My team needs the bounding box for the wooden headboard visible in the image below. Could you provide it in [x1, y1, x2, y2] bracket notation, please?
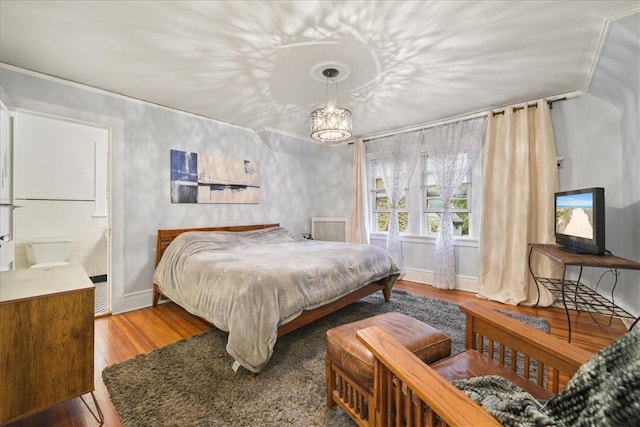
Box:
[154, 223, 280, 266]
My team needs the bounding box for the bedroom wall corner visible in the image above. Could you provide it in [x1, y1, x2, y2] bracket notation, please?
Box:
[549, 13, 640, 318]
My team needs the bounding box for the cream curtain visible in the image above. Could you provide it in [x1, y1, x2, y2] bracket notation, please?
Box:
[425, 117, 486, 289]
[478, 100, 559, 306]
[368, 132, 422, 273]
[349, 138, 370, 244]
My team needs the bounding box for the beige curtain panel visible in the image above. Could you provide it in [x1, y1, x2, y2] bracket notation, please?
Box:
[349, 138, 369, 244]
[478, 100, 559, 306]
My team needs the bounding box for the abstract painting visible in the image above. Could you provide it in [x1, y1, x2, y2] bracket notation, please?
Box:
[170, 149, 260, 204]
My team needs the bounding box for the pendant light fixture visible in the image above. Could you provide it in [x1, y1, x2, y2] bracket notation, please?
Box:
[310, 68, 352, 143]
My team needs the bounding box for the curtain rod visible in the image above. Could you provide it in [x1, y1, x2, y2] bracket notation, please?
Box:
[364, 110, 487, 142]
[363, 92, 578, 142]
[491, 97, 567, 116]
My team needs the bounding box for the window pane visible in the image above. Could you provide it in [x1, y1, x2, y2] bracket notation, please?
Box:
[453, 213, 469, 236]
[376, 213, 409, 233]
[452, 185, 468, 198]
[425, 185, 469, 211]
[427, 199, 444, 209]
[450, 198, 467, 210]
[398, 213, 409, 232]
[397, 197, 407, 210]
[425, 212, 470, 236]
[376, 195, 407, 211]
[376, 213, 389, 232]
[376, 195, 390, 210]
[426, 186, 440, 197]
[425, 212, 441, 235]
[375, 178, 385, 191]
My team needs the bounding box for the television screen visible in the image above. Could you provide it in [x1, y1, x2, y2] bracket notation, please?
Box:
[555, 192, 594, 240]
[554, 187, 605, 255]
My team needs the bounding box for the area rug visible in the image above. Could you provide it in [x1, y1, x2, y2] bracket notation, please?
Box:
[102, 290, 549, 426]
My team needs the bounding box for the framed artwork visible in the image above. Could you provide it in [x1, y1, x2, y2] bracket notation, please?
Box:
[170, 149, 260, 204]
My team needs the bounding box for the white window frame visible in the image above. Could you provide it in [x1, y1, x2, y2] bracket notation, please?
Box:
[367, 147, 482, 241]
[369, 159, 410, 233]
[420, 153, 473, 238]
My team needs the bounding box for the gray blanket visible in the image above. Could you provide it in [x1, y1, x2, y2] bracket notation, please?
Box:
[453, 327, 640, 426]
[153, 226, 399, 373]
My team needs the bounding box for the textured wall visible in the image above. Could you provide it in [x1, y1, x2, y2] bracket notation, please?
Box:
[0, 66, 352, 313]
[550, 15, 640, 317]
[13, 200, 108, 277]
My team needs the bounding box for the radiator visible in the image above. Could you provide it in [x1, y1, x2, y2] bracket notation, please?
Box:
[311, 217, 351, 242]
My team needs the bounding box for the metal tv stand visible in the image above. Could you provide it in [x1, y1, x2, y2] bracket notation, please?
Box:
[528, 243, 640, 342]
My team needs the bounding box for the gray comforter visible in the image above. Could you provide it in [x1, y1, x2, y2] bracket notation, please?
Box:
[153, 226, 399, 373]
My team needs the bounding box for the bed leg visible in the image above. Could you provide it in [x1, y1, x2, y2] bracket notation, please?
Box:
[382, 278, 392, 302]
[153, 283, 161, 307]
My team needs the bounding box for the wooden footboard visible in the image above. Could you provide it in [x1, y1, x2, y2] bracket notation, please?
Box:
[277, 276, 393, 337]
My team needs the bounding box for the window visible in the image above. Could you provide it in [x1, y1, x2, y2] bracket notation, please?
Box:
[368, 148, 479, 239]
[421, 153, 472, 237]
[371, 160, 409, 233]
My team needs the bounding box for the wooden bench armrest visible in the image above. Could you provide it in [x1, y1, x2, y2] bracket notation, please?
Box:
[459, 302, 592, 375]
[357, 326, 500, 427]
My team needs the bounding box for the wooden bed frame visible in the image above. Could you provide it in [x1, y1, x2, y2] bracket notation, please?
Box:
[152, 223, 394, 339]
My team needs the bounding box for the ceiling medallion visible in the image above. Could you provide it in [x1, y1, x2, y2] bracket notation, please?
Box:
[310, 68, 352, 143]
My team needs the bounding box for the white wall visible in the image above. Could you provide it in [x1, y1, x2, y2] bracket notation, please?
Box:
[550, 15, 640, 318]
[0, 65, 353, 313]
[13, 199, 108, 275]
[552, 95, 639, 316]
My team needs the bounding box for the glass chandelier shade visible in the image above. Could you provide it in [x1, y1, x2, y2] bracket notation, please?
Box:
[310, 68, 352, 142]
[310, 106, 352, 141]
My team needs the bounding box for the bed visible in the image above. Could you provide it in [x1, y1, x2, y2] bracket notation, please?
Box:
[152, 224, 400, 373]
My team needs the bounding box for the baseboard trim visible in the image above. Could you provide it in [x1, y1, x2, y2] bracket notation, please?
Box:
[403, 267, 479, 293]
[111, 289, 154, 315]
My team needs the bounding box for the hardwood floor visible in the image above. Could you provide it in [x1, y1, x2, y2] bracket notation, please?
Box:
[7, 280, 628, 427]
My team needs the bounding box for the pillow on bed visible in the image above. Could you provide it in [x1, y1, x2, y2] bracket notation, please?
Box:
[175, 226, 303, 251]
[242, 226, 304, 244]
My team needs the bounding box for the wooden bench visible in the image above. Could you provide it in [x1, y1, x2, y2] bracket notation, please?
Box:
[356, 302, 592, 426]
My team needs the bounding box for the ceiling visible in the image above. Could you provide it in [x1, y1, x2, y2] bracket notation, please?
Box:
[1, 1, 638, 143]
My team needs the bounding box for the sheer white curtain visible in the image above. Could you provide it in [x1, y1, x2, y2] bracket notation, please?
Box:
[479, 100, 558, 306]
[425, 117, 486, 289]
[349, 138, 369, 244]
[368, 131, 422, 273]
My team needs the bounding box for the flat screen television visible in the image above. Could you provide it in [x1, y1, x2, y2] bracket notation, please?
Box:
[554, 187, 606, 255]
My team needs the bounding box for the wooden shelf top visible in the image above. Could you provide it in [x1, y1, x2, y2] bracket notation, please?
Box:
[529, 243, 640, 270]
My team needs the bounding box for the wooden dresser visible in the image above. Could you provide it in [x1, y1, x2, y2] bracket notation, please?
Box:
[0, 264, 101, 424]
